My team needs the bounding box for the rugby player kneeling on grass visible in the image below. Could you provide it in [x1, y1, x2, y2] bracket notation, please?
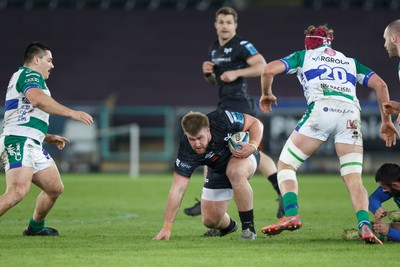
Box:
[154, 109, 263, 241]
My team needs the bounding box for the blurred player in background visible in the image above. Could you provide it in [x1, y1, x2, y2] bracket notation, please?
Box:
[369, 163, 400, 242]
[154, 109, 263, 240]
[184, 6, 283, 220]
[0, 42, 93, 236]
[258, 25, 399, 244]
[382, 19, 400, 121]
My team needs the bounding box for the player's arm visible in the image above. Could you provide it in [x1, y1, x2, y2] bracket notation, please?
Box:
[369, 186, 392, 219]
[236, 54, 266, 78]
[202, 61, 217, 85]
[231, 114, 263, 158]
[387, 226, 400, 241]
[220, 54, 266, 83]
[259, 60, 284, 113]
[25, 88, 93, 125]
[153, 172, 190, 240]
[367, 74, 399, 147]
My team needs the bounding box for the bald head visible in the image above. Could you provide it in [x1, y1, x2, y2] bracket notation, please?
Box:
[384, 20, 400, 58]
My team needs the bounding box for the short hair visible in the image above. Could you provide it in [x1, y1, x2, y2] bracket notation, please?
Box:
[181, 111, 209, 136]
[24, 42, 51, 64]
[215, 6, 238, 22]
[304, 25, 334, 40]
[387, 19, 400, 36]
[375, 163, 400, 185]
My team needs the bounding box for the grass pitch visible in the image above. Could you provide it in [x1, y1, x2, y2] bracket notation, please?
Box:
[0, 172, 398, 267]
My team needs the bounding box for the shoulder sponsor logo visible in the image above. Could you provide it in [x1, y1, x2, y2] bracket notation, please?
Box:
[225, 110, 234, 123]
[175, 158, 192, 170]
[227, 111, 244, 124]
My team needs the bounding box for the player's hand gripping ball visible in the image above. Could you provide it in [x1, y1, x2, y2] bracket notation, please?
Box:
[228, 131, 249, 150]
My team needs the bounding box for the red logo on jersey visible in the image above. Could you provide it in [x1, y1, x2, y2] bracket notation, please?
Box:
[324, 48, 336, 56]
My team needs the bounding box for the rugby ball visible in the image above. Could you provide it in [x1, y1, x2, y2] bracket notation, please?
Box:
[228, 131, 249, 150]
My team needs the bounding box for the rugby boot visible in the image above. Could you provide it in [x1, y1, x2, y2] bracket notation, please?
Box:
[261, 215, 302, 236]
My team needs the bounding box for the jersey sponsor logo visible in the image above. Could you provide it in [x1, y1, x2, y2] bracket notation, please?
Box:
[175, 158, 192, 170]
[324, 48, 336, 56]
[24, 77, 40, 84]
[212, 57, 231, 64]
[205, 152, 219, 162]
[224, 47, 232, 54]
[321, 83, 351, 93]
[312, 55, 349, 65]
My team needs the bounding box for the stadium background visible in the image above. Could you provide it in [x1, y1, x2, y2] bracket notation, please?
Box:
[0, 0, 399, 174]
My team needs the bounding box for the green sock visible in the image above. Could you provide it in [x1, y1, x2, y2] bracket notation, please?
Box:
[282, 192, 298, 216]
[356, 210, 370, 231]
[29, 218, 45, 232]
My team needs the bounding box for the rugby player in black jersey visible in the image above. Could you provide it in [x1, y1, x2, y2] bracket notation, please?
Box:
[184, 6, 283, 219]
[154, 109, 263, 240]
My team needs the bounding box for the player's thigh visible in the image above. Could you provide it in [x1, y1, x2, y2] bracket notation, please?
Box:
[226, 155, 257, 181]
[289, 130, 324, 156]
[201, 198, 229, 221]
[32, 164, 64, 194]
[335, 143, 363, 157]
[5, 167, 34, 192]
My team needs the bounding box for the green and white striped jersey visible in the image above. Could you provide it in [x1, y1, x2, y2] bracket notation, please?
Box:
[280, 45, 375, 110]
[2, 66, 50, 144]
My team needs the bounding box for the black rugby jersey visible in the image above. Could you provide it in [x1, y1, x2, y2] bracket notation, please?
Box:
[208, 35, 259, 115]
[174, 109, 245, 178]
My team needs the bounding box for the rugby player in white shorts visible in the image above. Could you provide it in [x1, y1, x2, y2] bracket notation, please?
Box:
[258, 24, 399, 245]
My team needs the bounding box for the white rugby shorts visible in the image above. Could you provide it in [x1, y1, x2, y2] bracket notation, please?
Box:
[295, 99, 363, 146]
[0, 136, 54, 173]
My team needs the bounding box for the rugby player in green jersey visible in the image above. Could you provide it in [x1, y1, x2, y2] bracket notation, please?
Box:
[259, 25, 399, 244]
[0, 42, 93, 236]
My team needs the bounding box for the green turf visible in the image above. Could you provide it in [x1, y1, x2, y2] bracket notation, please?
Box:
[0, 172, 397, 267]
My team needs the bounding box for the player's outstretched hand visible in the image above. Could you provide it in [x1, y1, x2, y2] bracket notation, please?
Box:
[71, 110, 94, 125]
[153, 229, 171, 240]
[259, 94, 277, 113]
[45, 134, 70, 150]
[381, 121, 399, 147]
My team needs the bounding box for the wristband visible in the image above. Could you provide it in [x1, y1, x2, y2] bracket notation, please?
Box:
[248, 142, 258, 152]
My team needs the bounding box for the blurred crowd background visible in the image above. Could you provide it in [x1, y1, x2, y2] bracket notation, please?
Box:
[0, 0, 399, 174]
